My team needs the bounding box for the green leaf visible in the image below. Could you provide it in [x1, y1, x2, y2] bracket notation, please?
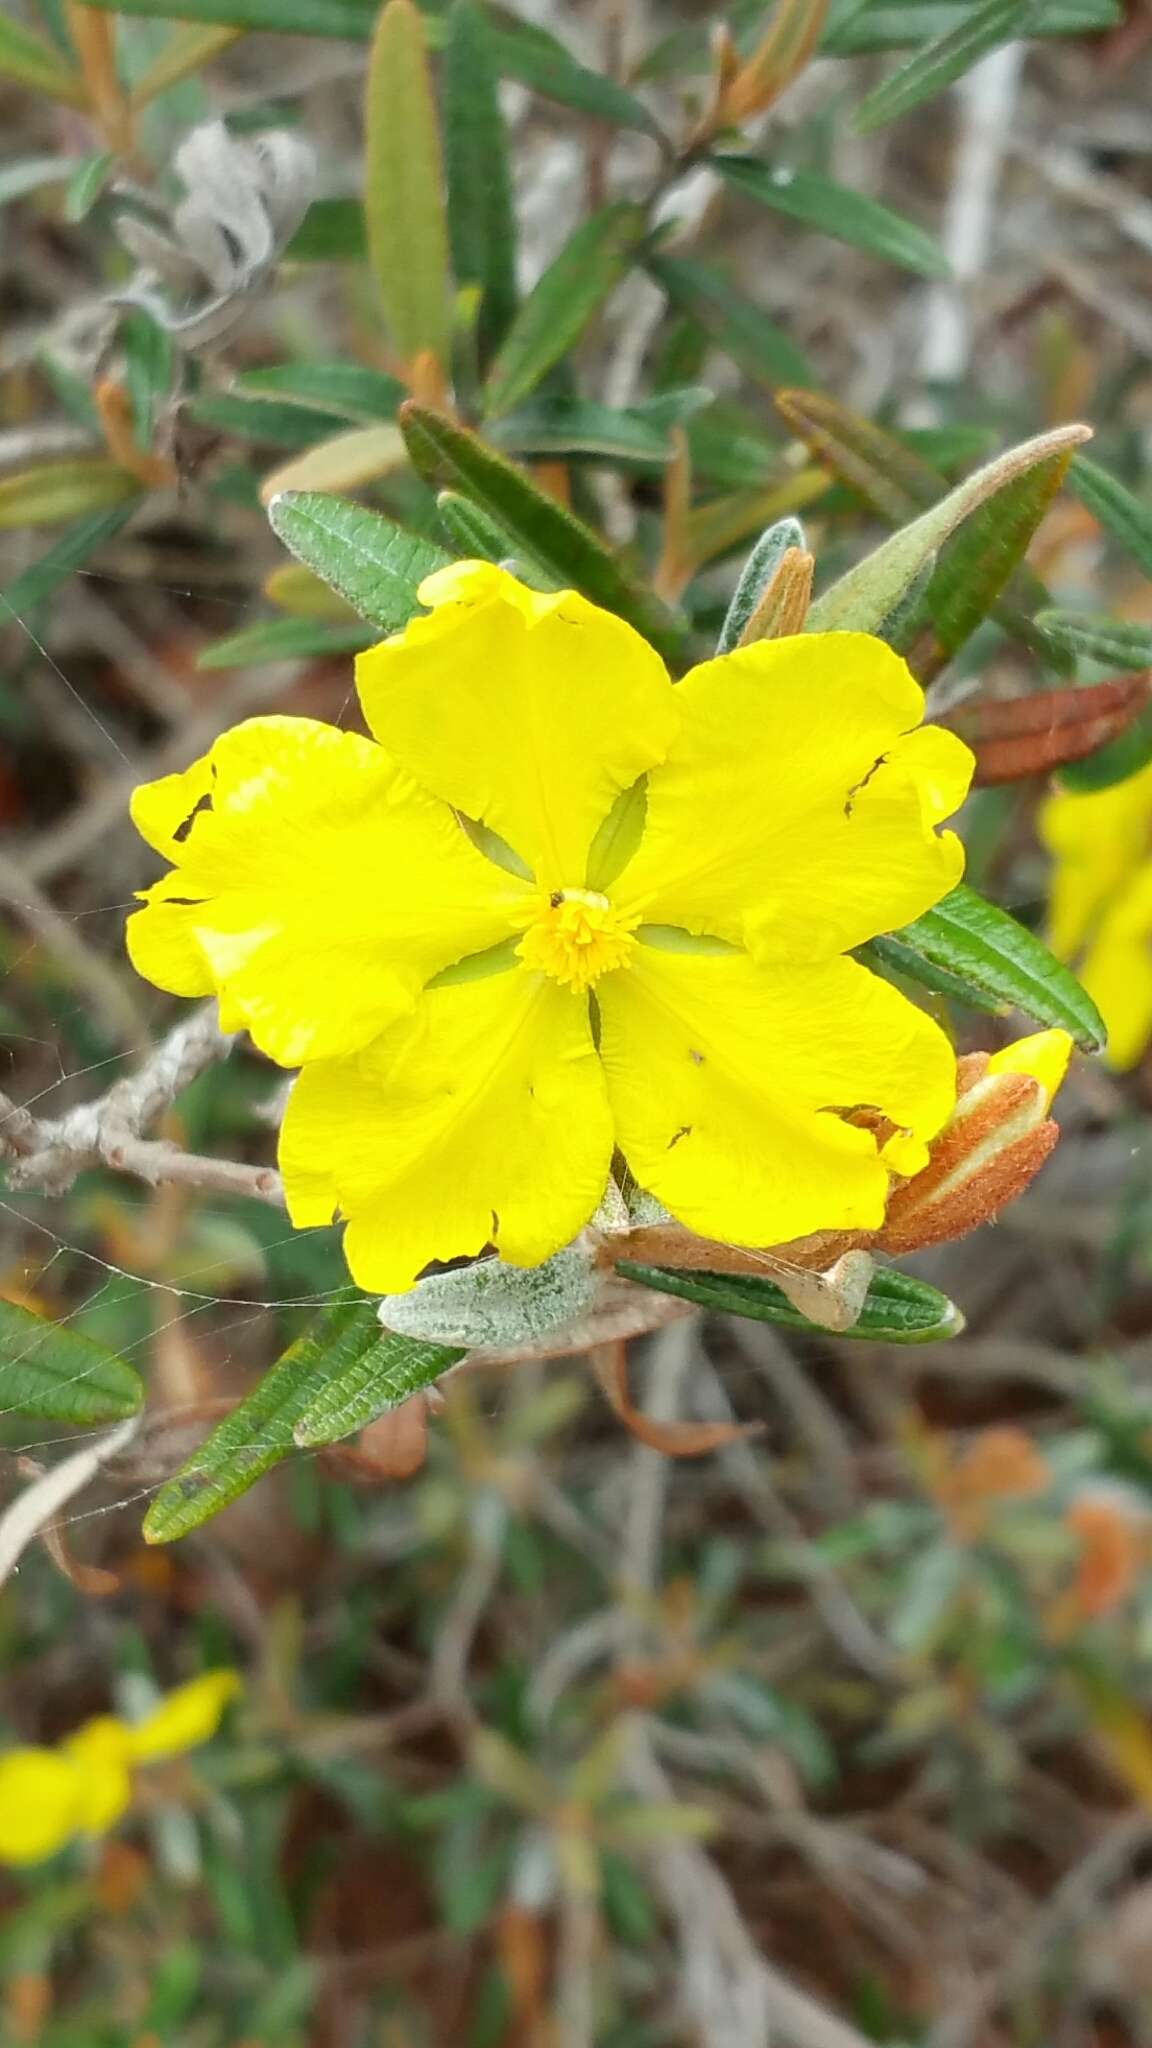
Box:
[0, 459, 139, 530]
[713, 154, 948, 279]
[1035, 611, 1152, 672]
[648, 253, 812, 388]
[825, 1, 1118, 55]
[287, 196, 368, 261]
[436, 487, 548, 574]
[237, 361, 404, 422]
[917, 447, 1076, 661]
[854, 0, 1045, 132]
[483, 203, 646, 419]
[477, 12, 658, 132]
[365, 0, 452, 369]
[399, 402, 687, 662]
[1, 500, 140, 617]
[197, 616, 376, 669]
[267, 492, 451, 628]
[807, 424, 1091, 632]
[293, 1326, 462, 1446]
[189, 391, 341, 449]
[84, 0, 377, 32]
[717, 517, 807, 652]
[0, 15, 84, 101]
[444, 0, 518, 362]
[615, 1262, 964, 1344]
[865, 883, 1106, 1051]
[120, 310, 175, 445]
[1069, 455, 1152, 577]
[0, 1298, 143, 1424]
[143, 1295, 379, 1542]
[63, 151, 115, 223]
[490, 398, 673, 465]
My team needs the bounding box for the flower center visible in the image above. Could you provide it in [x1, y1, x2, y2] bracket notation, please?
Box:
[517, 888, 638, 992]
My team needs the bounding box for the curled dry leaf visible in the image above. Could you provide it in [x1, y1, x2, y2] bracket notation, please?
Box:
[945, 674, 1151, 784]
[589, 1340, 763, 1457]
[319, 1390, 440, 1483]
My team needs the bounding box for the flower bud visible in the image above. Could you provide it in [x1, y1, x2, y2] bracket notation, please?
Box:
[877, 1029, 1072, 1254]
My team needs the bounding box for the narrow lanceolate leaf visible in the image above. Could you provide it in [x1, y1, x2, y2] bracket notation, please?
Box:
[483, 204, 646, 419]
[0, 1299, 143, 1424]
[293, 1328, 462, 1446]
[0, 16, 85, 101]
[238, 361, 404, 423]
[917, 448, 1076, 665]
[268, 492, 451, 629]
[399, 403, 687, 662]
[777, 389, 1068, 665]
[713, 155, 948, 279]
[1035, 611, 1152, 672]
[723, 0, 829, 121]
[615, 1263, 963, 1344]
[197, 617, 377, 669]
[491, 399, 672, 466]
[866, 884, 1106, 1051]
[436, 489, 553, 577]
[1, 501, 140, 617]
[365, 0, 452, 371]
[825, 1, 1118, 55]
[86, 0, 375, 29]
[854, 0, 1044, 133]
[0, 460, 139, 530]
[717, 517, 807, 652]
[143, 1295, 379, 1541]
[444, 0, 518, 362]
[647, 254, 811, 388]
[807, 424, 1092, 633]
[478, 14, 659, 133]
[947, 677, 1151, 786]
[1069, 456, 1152, 576]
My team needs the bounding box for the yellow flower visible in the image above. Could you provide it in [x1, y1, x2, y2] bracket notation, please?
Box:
[0, 1671, 240, 1867]
[128, 562, 973, 1291]
[1041, 761, 1152, 1069]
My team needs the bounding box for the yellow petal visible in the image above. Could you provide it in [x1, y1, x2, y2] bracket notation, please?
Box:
[0, 1749, 84, 1865]
[1040, 760, 1152, 960]
[355, 565, 677, 890]
[281, 969, 614, 1291]
[62, 1718, 134, 1834]
[615, 633, 972, 961]
[986, 1029, 1073, 1108]
[597, 943, 956, 1246]
[128, 716, 525, 1066]
[126, 1670, 242, 1762]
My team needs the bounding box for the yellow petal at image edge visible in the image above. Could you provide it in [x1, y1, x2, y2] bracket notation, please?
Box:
[597, 945, 956, 1248]
[281, 968, 614, 1292]
[1040, 759, 1152, 962]
[128, 716, 523, 1066]
[355, 562, 677, 889]
[615, 634, 972, 961]
[0, 1749, 85, 1865]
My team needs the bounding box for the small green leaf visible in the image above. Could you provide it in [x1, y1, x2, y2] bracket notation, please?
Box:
[287, 197, 368, 261]
[237, 361, 404, 422]
[807, 425, 1091, 632]
[399, 402, 687, 661]
[713, 154, 948, 279]
[267, 492, 451, 628]
[854, 0, 1045, 133]
[0, 1299, 143, 1423]
[293, 1327, 462, 1446]
[717, 517, 807, 652]
[825, 1, 1118, 55]
[615, 1262, 964, 1344]
[917, 447, 1076, 662]
[84, 0, 376, 33]
[865, 883, 1105, 1051]
[120, 310, 175, 446]
[1035, 611, 1152, 672]
[478, 12, 659, 132]
[365, 0, 452, 369]
[0, 460, 139, 530]
[0, 16, 85, 101]
[648, 253, 811, 388]
[1, 501, 140, 617]
[444, 0, 518, 362]
[436, 488, 550, 575]
[189, 391, 341, 449]
[490, 398, 673, 465]
[197, 617, 376, 669]
[143, 1295, 380, 1542]
[62, 151, 115, 223]
[483, 203, 646, 419]
[1069, 455, 1152, 577]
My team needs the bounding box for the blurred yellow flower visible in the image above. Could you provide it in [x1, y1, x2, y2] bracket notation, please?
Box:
[0, 1671, 240, 1867]
[128, 562, 973, 1290]
[1041, 762, 1152, 1069]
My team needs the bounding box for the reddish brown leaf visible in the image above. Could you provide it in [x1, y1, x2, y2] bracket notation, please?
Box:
[946, 674, 1150, 784]
[589, 1340, 762, 1456]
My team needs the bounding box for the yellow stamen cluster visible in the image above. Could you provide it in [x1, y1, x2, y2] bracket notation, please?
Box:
[517, 888, 638, 992]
